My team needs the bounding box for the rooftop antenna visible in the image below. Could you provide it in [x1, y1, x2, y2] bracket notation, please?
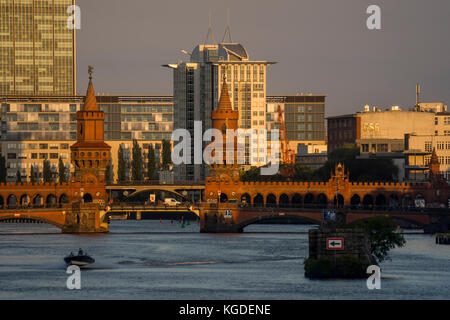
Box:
[222, 8, 232, 43]
[205, 9, 215, 44]
[416, 83, 420, 107]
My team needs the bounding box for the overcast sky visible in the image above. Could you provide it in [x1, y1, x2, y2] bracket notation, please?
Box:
[76, 0, 450, 116]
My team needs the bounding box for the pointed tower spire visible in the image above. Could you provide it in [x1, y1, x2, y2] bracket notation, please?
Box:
[217, 73, 232, 111]
[429, 148, 440, 176]
[84, 66, 99, 111]
[222, 8, 232, 43]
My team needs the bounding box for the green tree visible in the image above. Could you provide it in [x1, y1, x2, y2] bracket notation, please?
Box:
[30, 165, 36, 184]
[355, 216, 406, 263]
[105, 160, 113, 184]
[16, 170, 22, 183]
[161, 139, 172, 171]
[147, 144, 157, 180]
[58, 158, 67, 183]
[0, 155, 6, 183]
[131, 139, 143, 182]
[117, 145, 127, 183]
[43, 159, 53, 183]
[314, 144, 398, 182]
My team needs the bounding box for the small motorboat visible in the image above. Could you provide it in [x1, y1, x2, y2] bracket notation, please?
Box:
[64, 250, 95, 267]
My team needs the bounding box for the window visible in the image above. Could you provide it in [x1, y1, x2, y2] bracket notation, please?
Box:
[425, 142, 432, 152]
[50, 153, 59, 159]
[39, 153, 48, 159]
[31, 153, 38, 159]
[377, 144, 388, 152]
[7, 153, 16, 159]
[60, 144, 69, 149]
[39, 144, 48, 150]
[362, 144, 369, 152]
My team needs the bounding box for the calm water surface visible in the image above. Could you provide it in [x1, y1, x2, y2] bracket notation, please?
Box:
[0, 220, 449, 300]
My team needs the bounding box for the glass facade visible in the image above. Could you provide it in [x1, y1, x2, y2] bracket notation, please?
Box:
[0, 95, 174, 182]
[266, 95, 326, 142]
[0, 0, 76, 96]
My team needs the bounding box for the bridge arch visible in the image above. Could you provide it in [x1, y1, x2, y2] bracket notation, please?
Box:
[266, 194, 276, 207]
[59, 194, 69, 205]
[20, 194, 30, 207]
[220, 193, 228, 203]
[241, 193, 251, 205]
[317, 193, 328, 208]
[304, 193, 314, 207]
[83, 193, 93, 203]
[253, 194, 264, 207]
[279, 193, 289, 208]
[291, 193, 302, 208]
[7, 194, 18, 209]
[33, 194, 43, 207]
[389, 194, 400, 208]
[375, 194, 387, 210]
[363, 194, 374, 210]
[348, 215, 427, 228]
[350, 194, 361, 209]
[0, 195, 3, 209]
[0, 214, 64, 230]
[334, 194, 344, 208]
[236, 213, 322, 231]
[46, 194, 57, 208]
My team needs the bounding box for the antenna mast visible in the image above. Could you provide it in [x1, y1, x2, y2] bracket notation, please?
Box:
[222, 8, 232, 43]
[205, 9, 215, 44]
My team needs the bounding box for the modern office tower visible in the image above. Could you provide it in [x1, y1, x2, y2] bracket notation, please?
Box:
[0, 0, 76, 96]
[165, 41, 275, 182]
[266, 94, 327, 151]
[0, 95, 173, 182]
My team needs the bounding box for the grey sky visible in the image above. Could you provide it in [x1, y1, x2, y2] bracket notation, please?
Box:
[76, 0, 450, 116]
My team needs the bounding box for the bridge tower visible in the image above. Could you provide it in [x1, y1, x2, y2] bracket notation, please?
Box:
[208, 73, 240, 181]
[70, 67, 111, 185]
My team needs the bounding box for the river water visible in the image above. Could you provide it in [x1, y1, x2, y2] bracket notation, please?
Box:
[0, 220, 449, 300]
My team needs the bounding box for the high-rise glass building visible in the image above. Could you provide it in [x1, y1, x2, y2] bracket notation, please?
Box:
[165, 42, 275, 182]
[0, 0, 76, 96]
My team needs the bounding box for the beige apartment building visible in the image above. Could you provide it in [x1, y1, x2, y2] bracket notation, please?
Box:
[355, 105, 450, 181]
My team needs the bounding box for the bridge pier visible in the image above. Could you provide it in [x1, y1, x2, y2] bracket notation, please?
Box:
[200, 203, 242, 233]
[62, 202, 109, 233]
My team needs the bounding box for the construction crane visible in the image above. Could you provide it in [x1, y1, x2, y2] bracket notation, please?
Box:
[277, 105, 296, 178]
[277, 105, 295, 164]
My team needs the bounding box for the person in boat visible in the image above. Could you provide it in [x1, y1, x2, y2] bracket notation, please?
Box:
[78, 248, 84, 256]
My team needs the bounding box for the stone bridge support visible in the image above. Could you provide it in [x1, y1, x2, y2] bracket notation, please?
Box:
[62, 203, 109, 233]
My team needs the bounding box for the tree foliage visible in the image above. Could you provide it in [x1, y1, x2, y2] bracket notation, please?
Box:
[131, 139, 143, 182]
[43, 159, 53, 183]
[147, 144, 157, 180]
[356, 216, 406, 263]
[0, 156, 6, 183]
[240, 144, 399, 182]
[118, 144, 127, 183]
[16, 170, 22, 183]
[30, 165, 37, 183]
[58, 158, 67, 183]
[161, 139, 172, 171]
[105, 159, 113, 184]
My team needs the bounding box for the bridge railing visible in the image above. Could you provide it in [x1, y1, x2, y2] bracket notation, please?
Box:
[107, 180, 205, 186]
[110, 201, 196, 211]
[222, 203, 449, 214]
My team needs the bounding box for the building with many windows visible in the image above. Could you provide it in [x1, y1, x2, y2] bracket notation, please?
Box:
[165, 41, 275, 182]
[329, 104, 450, 182]
[0, 95, 173, 182]
[0, 0, 76, 96]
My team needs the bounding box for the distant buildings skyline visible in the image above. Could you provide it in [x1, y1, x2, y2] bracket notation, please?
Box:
[0, 0, 76, 96]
